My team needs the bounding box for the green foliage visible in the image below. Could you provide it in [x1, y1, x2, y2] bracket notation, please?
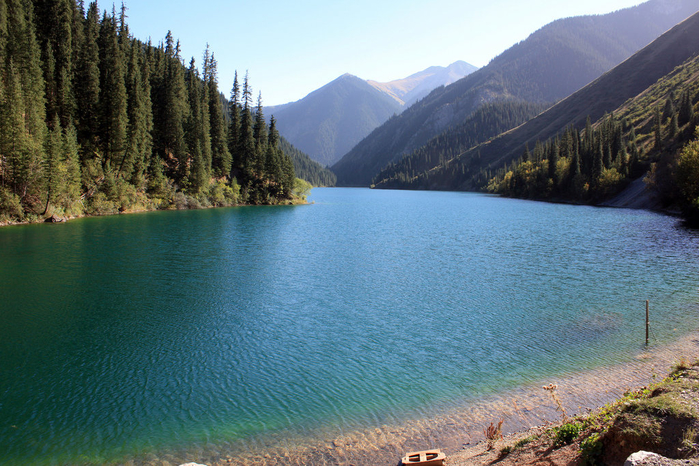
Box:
[293, 178, 312, 200]
[0, 187, 24, 222]
[372, 101, 546, 189]
[580, 432, 603, 465]
[554, 421, 583, 447]
[675, 138, 699, 223]
[0, 1, 302, 226]
[280, 137, 336, 187]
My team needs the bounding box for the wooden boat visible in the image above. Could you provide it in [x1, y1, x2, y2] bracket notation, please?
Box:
[401, 449, 446, 466]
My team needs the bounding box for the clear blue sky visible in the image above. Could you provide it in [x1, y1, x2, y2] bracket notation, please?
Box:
[116, 0, 645, 106]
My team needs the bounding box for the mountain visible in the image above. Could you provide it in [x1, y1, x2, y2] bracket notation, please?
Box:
[266, 74, 402, 168]
[332, 0, 699, 187]
[376, 9, 699, 193]
[267, 63, 477, 168]
[368, 61, 478, 107]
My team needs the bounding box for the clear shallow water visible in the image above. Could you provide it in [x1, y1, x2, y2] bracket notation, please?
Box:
[1, 188, 699, 464]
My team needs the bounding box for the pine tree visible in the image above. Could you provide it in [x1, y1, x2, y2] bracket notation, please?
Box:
[159, 32, 188, 181]
[5, 0, 47, 209]
[253, 92, 267, 177]
[238, 71, 255, 200]
[75, 1, 100, 153]
[34, 0, 74, 126]
[228, 71, 241, 178]
[203, 48, 230, 178]
[185, 57, 210, 193]
[680, 90, 695, 126]
[123, 40, 152, 184]
[548, 136, 559, 182]
[62, 121, 82, 204]
[43, 114, 63, 214]
[654, 105, 662, 151]
[265, 115, 283, 198]
[97, 11, 127, 168]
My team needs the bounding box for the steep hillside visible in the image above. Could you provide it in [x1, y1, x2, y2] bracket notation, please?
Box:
[281, 138, 337, 187]
[333, 0, 699, 187]
[389, 9, 699, 193]
[267, 74, 403, 167]
[368, 61, 478, 107]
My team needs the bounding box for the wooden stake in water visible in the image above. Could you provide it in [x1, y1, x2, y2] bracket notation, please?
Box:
[646, 300, 650, 346]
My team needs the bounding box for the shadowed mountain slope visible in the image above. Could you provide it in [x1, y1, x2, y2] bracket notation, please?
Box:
[375, 9, 699, 191]
[332, 0, 699, 186]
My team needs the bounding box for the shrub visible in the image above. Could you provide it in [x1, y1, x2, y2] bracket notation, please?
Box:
[580, 432, 603, 465]
[0, 187, 24, 221]
[554, 421, 583, 447]
[86, 191, 117, 216]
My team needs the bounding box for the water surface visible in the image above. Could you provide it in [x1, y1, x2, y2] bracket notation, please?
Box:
[1, 188, 698, 465]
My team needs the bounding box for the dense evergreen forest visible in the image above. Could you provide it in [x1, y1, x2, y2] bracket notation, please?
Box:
[372, 101, 546, 189]
[279, 138, 337, 187]
[0, 0, 315, 225]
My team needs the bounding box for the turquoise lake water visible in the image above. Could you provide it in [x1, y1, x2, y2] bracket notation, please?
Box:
[1, 188, 699, 464]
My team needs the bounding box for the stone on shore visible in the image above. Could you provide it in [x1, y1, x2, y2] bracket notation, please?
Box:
[624, 450, 699, 465]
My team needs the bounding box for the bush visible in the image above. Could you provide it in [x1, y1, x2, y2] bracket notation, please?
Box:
[580, 432, 603, 465]
[86, 191, 118, 216]
[554, 421, 583, 447]
[0, 187, 24, 222]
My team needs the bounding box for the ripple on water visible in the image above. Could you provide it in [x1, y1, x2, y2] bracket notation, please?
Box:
[1, 190, 699, 465]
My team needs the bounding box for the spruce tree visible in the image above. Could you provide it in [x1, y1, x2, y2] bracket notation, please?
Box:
[253, 92, 267, 178]
[680, 90, 695, 126]
[548, 137, 559, 182]
[6, 0, 47, 209]
[97, 11, 127, 169]
[654, 105, 662, 151]
[203, 48, 230, 178]
[43, 114, 63, 214]
[160, 32, 188, 182]
[185, 57, 210, 193]
[123, 40, 152, 183]
[238, 72, 255, 201]
[75, 1, 100, 153]
[228, 70, 241, 177]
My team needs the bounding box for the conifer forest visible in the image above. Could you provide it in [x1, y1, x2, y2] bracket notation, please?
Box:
[0, 0, 302, 224]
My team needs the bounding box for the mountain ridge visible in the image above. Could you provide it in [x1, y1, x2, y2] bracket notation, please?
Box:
[375, 9, 699, 192]
[266, 62, 477, 167]
[332, 0, 699, 187]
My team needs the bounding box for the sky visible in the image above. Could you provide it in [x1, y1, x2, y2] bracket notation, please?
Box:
[118, 0, 646, 107]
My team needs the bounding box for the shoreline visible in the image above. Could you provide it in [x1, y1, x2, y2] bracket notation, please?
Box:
[154, 329, 699, 466]
[0, 197, 309, 229]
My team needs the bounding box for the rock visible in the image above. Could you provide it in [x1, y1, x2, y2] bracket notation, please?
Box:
[624, 450, 699, 465]
[179, 463, 207, 466]
[44, 214, 66, 223]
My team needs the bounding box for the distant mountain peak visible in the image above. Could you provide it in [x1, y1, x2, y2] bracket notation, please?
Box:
[367, 61, 478, 106]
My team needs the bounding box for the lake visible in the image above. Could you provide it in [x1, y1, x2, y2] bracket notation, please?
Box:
[1, 188, 698, 465]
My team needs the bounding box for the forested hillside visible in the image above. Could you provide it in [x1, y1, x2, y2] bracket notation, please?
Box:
[333, 0, 699, 187]
[280, 138, 336, 187]
[0, 0, 303, 225]
[487, 51, 699, 224]
[382, 9, 699, 194]
[372, 101, 546, 188]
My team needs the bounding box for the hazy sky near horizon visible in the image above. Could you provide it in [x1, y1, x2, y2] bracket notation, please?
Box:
[120, 0, 645, 106]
